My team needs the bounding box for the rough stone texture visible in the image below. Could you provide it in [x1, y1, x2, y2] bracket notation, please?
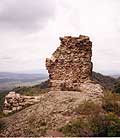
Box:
[3, 91, 41, 114]
[46, 35, 93, 91]
[0, 86, 103, 137]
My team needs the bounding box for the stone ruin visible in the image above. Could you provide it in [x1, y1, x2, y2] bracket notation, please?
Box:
[3, 91, 41, 114]
[46, 35, 93, 91]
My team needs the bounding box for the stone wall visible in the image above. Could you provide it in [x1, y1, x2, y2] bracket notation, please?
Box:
[3, 91, 41, 114]
[46, 35, 93, 91]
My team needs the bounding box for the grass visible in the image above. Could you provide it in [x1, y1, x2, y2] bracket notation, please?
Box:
[0, 120, 7, 133]
[102, 91, 120, 115]
[1, 81, 120, 136]
[59, 100, 104, 136]
[104, 112, 120, 136]
[0, 91, 9, 118]
[59, 110, 120, 137]
[59, 94, 120, 137]
[59, 118, 91, 137]
[113, 80, 120, 93]
[13, 80, 49, 96]
[73, 100, 103, 115]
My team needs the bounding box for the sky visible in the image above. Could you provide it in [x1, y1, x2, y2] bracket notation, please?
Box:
[0, 0, 120, 75]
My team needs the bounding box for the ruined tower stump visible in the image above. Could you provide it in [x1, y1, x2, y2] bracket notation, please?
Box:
[46, 35, 93, 91]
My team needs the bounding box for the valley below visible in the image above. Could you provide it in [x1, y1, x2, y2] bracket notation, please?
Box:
[0, 72, 48, 92]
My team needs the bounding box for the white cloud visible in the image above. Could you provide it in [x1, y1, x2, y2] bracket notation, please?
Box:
[0, 0, 56, 31]
[0, 0, 120, 75]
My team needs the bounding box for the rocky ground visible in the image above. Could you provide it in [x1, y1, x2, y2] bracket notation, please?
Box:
[0, 82, 103, 137]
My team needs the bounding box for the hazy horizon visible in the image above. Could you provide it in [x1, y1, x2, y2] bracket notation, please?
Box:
[0, 0, 120, 75]
[0, 69, 119, 76]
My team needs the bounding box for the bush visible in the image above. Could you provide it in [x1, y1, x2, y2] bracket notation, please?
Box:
[113, 81, 120, 93]
[104, 112, 120, 136]
[88, 112, 120, 136]
[59, 98, 120, 137]
[0, 91, 8, 118]
[59, 100, 104, 136]
[88, 113, 105, 136]
[73, 100, 103, 115]
[59, 112, 120, 137]
[102, 91, 120, 115]
[59, 118, 92, 137]
[13, 81, 49, 96]
[0, 120, 6, 132]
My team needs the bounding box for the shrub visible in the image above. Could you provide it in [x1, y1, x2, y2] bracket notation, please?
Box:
[0, 91, 8, 118]
[59, 112, 120, 137]
[13, 85, 49, 96]
[59, 98, 120, 137]
[59, 100, 104, 137]
[73, 100, 102, 115]
[59, 118, 92, 137]
[113, 81, 120, 93]
[0, 120, 6, 132]
[88, 112, 120, 136]
[88, 113, 105, 136]
[102, 91, 120, 115]
[104, 112, 120, 136]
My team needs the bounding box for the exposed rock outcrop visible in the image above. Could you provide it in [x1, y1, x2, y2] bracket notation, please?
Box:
[46, 35, 93, 91]
[0, 88, 103, 137]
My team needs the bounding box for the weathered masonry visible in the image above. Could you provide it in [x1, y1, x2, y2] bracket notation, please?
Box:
[46, 35, 93, 91]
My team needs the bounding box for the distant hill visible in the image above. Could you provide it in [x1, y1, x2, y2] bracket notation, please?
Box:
[0, 72, 48, 91]
[92, 72, 117, 90]
[0, 71, 119, 92]
[111, 75, 120, 79]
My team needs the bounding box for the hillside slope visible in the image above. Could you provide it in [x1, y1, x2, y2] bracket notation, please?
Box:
[0, 82, 103, 137]
[0, 72, 119, 137]
[92, 72, 116, 90]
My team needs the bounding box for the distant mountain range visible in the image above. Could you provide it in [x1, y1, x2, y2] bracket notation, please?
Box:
[0, 72, 48, 91]
[92, 72, 117, 90]
[0, 71, 120, 92]
[111, 75, 120, 79]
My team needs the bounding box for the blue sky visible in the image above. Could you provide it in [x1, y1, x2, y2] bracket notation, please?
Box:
[0, 0, 120, 75]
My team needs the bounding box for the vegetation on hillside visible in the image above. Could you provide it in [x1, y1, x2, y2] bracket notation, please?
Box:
[1, 76, 120, 136]
[0, 91, 9, 118]
[59, 93, 120, 137]
[13, 80, 49, 96]
[102, 91, 120, 115]
[0, 80, 49, 118]
[92, 72, 116, 90]
[113, 80, 120, 93]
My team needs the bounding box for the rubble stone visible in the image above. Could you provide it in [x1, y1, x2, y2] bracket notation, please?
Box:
[3, 91, 41, 114]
